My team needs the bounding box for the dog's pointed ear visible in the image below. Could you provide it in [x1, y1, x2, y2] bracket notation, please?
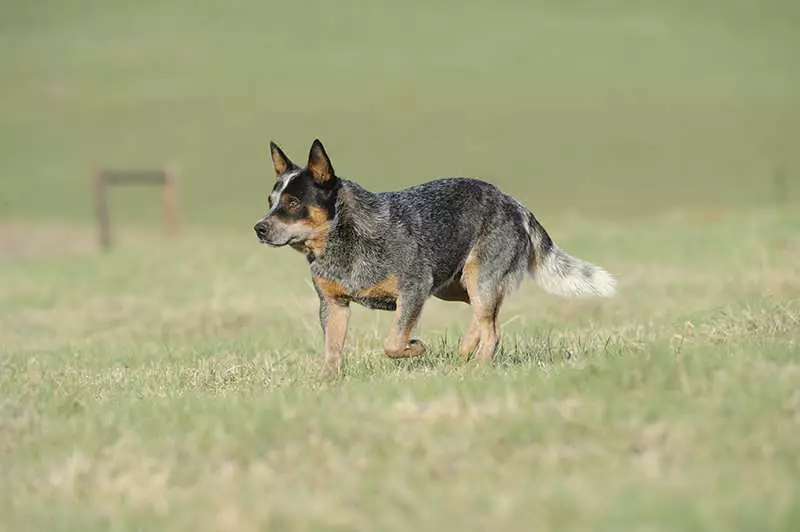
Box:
[307, 139, 335, 185]
[269, 141, 296, 177]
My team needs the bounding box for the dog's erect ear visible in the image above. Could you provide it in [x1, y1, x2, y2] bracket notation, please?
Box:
[307, 139, 335, 185]
[269, 141, 296, 177]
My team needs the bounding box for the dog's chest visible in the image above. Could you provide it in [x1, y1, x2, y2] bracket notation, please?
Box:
[312, 271, 398, 311]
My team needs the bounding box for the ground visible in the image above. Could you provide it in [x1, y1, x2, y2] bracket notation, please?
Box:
[1, 1, 799, 531]
[2, 208, 798, 531]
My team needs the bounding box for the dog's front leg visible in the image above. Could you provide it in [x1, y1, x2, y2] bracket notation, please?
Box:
[384, 292, 428, 358]
[319, 297, 350, 374]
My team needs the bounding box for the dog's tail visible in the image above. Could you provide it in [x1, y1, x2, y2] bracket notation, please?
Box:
[522, 210, 617, 298]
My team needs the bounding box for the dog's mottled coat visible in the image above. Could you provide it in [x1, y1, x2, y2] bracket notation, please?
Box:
[254, 140, 616, 373]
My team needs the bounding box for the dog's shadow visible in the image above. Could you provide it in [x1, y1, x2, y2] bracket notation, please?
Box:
[350, 330, 611, 376]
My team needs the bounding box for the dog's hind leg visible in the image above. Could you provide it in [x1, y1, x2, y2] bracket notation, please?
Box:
[474, 298, 503, 363]
[458, 314, 481, 359]
[384, 291, 428, 358]
[469, 299, 504, 363]
[462, 257, 505, 363]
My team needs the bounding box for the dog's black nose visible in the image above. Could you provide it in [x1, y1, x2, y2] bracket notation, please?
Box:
[254, 222, 268, 238]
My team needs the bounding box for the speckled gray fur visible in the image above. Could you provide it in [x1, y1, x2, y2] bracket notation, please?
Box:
[254, 140, 616, 369]
[315, 177, 529, 303]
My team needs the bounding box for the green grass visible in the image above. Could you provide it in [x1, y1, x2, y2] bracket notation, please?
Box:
[2, 1, 800, 530]
[2, 207, 799, 531]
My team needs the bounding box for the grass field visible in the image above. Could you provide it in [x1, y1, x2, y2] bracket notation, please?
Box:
[2, 1, 799, 531]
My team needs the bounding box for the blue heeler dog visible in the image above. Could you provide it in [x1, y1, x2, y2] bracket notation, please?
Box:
[254, 139, 616, 374]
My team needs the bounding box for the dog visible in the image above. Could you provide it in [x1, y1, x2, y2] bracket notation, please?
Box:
[254, 139, 616, 374]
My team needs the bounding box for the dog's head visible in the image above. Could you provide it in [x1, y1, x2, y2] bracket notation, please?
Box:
[253, 139, 340, 252]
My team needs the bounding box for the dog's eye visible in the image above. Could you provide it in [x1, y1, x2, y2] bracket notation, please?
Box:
[286, 197, 300, 210]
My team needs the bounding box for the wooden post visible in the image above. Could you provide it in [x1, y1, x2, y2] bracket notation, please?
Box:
[91, 165, 181, 251]
[163, 164, 179, 236]
[93, 169, 111, 251]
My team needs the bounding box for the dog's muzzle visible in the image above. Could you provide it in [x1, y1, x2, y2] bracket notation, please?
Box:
[253, 222, 278, 245]
[254, 221, 290, 247]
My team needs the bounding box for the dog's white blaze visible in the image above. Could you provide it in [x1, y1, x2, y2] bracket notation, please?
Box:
[268, 169, 301, 214]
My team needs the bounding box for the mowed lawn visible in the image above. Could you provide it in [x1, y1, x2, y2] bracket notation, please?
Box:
[2, 0, 799, 531]
[1, 207, 798, 531]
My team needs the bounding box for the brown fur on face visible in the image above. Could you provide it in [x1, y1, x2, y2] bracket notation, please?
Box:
[287, 205, 333, 258]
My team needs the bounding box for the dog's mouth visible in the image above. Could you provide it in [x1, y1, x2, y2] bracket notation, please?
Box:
[258, 237, 286, 247]
[254, 222, 308, 248]
[258, 235, 300, 248]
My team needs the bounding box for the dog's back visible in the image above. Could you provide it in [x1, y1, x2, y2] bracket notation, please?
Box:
[324, 176, 614, 300]
[315, 178, 519, 294]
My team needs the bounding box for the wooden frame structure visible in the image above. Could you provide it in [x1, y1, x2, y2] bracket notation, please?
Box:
[92, 166, 179, 250]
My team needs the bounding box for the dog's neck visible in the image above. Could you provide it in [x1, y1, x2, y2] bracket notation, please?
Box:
[331, 179, 388, 239]
[302, 179, 388, 269]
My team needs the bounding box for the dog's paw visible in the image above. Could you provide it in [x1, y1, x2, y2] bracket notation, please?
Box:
[406, 339, 427, 357]
[385, 339, 427, 359]
[320, 357, 342, 378]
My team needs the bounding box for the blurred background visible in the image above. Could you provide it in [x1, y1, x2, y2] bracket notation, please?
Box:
[2, 0, 798, 235]
[2, 6, 799, 528]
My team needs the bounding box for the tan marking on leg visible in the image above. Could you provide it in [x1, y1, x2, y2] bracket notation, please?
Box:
[356, 275, 399, 300]
[461, 258, 480, 295]
[458, 314, 481, 359]
[461, 252, 503, 363]
[385, 338, 426, 358]
[475, 308, 501, 363]
[314, 277, 348, 301]
[323, 303, 350, 374]
[316, 275, 400, 303]
[384, 297, 427, 358]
